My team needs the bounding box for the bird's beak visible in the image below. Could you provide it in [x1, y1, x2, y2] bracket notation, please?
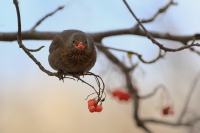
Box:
[77, 43, 84, 50]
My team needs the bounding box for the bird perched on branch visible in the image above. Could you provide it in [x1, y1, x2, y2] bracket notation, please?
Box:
[48, 30, 96, 79]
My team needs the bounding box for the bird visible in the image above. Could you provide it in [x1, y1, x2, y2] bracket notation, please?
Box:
[48, 29, 96, 79]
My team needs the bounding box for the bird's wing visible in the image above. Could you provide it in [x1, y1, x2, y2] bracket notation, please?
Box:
[49, 35, 65, 53]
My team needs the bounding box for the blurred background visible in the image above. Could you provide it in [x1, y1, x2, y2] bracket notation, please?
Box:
[0, 0, 200, 133]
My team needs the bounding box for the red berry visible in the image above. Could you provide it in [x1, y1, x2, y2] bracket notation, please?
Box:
[88, 102, 94, 108]
[88, 99, 98, 109]
[118, 90, 124, 100]
[112, 90, 119, 97]
[88, 99, 94, 103]
[93, 100, 98, 106]
[162, 108, 168, 115]
[95, 105, 103, 112]
[162, 105, 173, 115]
[89, 106, 96, 113]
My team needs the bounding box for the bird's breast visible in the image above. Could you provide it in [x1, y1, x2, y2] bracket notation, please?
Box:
[58, 49, 96, 73]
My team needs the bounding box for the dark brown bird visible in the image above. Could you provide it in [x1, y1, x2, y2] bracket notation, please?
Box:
[48, 30, 96, 77]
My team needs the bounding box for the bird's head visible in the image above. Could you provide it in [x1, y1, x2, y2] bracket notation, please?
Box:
[69, 33, 91, 51]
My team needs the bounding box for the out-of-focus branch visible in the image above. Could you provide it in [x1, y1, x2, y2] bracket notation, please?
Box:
[31, 6, 64, 31]
[95, 43, 128, 71]
[95, 41, 150, 133]
[140, 85, 166, 99]
[96, 43, 165, 64]
[139, 72, 200, 131]
[0, 31, 58, 41]
[178, 72, 200, 123]
[143, 117, 200, 127]
[189, 47, 200, 56]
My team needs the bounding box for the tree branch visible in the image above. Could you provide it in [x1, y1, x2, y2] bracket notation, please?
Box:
[143, 117, 200, 127]
[140, 0, 177, 24]
[96, 43, 165, 64]
[178, 71, 200, 123]
[13, 0, 58, 77]
[140, 85, 166, 99]
[26, 45, 45, 52]
[122, 0, 200, 52]
[31, 6, 65, 31]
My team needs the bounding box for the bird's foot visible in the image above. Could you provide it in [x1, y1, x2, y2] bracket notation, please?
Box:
[57, 70, 65, 82]
[57, 70, 86, 82]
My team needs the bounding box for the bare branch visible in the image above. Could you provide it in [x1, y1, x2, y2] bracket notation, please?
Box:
[143, 118, 190, 127]
[13, 0, 57, 77]
[26, 45, 45, 52]
[138, 49, 166, 64]
[189, 47, 200, 56]
[96, 43, 165, 64]
[96, 42, 150, 132]
[178, 71, 200, 123]
[141, 0, 177, 24]
[122, 0, 200, 52]
[143, 117, 200, 127]
[140, 85, 166, 99]
[0, 29, 197, 45]
[95, 42, 129, 71]
[140, 72, 200, 129]
[31, 6, 65, 31]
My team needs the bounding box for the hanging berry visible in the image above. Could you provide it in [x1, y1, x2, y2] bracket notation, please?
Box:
[111, 89, 132, 101]
[162, 105, 174, 116]
[87, 99, 103, 113]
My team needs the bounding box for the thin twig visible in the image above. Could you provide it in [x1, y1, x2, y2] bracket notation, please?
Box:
[26, 45, 45, 52]
[96, 43, 165, 64]
[74, 75, 98, 95]
[178, 71, 200, 123]
[31, 6, 65, 30]
[189, 47, 200, 56]
[84, 72, 106, 103]
[140, 84, 166, 99]
[143, 116, 200, 127]
[140, 0, 177, 24]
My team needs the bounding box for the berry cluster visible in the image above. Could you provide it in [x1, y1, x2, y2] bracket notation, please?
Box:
[111, 90, 132, 101]
[88, 99, 103, 113]
[162, 105, 174, 116]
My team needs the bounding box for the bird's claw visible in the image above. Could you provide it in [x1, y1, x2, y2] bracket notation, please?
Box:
[57, 70, 65, 82]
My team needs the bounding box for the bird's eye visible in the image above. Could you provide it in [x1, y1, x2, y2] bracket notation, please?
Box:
[73, 41, 75, 43]
[85, 41, 87, 44]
